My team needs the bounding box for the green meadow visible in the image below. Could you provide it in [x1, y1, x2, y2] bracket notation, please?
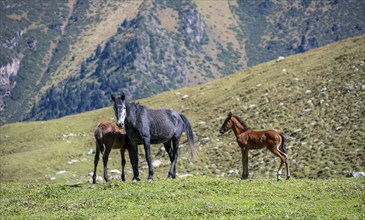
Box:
[1, 177, 364, 219]
[1, 35, 364, 219]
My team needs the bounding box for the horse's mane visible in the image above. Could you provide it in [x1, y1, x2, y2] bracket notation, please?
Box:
[131, 102, 147, 110]
[233, 115, 250, 129]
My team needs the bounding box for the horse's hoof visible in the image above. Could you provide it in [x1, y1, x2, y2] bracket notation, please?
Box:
[167, 174, 176, 179]
[132, 178, 140, 182]
[147, 179, 153, 183]
[286, 176, 290, 180]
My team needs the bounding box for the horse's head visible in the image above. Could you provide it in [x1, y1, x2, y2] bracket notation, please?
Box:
[111, 93, 127, 128]
[219, 112, 233, 134]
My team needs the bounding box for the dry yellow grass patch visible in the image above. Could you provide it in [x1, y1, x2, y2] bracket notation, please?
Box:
[159, 7, 179, 33]
[194, 0, 242, 50]
[192, 0, 248, 78]
[46, 0, 143, 89]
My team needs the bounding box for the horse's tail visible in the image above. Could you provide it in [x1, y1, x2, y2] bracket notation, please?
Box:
[180, 114, 197, 159]
[94, 125, 105, 155]
[279, 132, 287, 155]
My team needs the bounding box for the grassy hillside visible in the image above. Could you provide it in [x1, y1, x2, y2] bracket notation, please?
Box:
[234, 0, 365, 66]
[1, 177, 364, 219]
[2, 0, 364, 124]
[1, 35, 364, 184]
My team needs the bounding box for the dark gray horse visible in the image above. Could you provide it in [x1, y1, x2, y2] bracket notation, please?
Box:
[111, 93, 197, 181]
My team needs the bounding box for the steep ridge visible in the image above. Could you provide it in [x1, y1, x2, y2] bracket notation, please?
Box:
[1, 0, 364, 127]
[25, 0, 247, 121]
[1, 35, 364, 182]
[0, 0, 71, 122]
[0, 0, 143, 123]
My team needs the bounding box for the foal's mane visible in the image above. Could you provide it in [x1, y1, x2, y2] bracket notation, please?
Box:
[232, 115, 250, 129]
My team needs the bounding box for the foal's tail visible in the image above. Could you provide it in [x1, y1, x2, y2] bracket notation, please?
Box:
[180, 114, 198, 159]
[94, 126, 105, 155]
[279, 132, 287, 155]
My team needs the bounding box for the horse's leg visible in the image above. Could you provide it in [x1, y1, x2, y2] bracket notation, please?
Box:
[163, 141, 175, 178]
[277, 160, 285, 181]
[143, 137, 154, 182]
[268, 146, 286, 181]
[283, 155, 290, 180]
[93, 141, 101, 184]
[276, 149, 290, 180]
[285, 159, 290, 180]
[278, 133, 290, 180]
[102, 146, 112, 183]
[120, 148, 126, 182]
[241, 147, 249, 180]
[169, 138, 180, 179]
[127, 141, 140, 182]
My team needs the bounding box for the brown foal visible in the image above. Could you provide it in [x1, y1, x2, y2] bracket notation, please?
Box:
[219, 112, 290, 181]
[93, 121, 139, 183]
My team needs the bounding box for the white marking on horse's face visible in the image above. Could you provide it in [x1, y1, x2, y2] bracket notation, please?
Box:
[117, 103, 126, 128]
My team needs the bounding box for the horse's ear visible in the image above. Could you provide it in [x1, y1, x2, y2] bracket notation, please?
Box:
[111, 95, 116, 102]
[228, 112, 233, 117]
[121, 93, 125, 100]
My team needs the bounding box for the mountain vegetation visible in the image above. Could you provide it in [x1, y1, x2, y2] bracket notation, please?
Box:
[1, 0, 364, 124]
[1, 35, 364, 184]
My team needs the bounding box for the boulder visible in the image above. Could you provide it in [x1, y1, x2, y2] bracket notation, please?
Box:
[276, 56, 285, 62]
[67, 159, 79, 164]
[181, 94, 189, 99]
[152, 160, 162, 168]
[178, 174, 193, 178]
[89, 176, 103, 183]
[347, 171, 365, 177]
[110, 169, 121, 174]
[56, 170, 66, 175]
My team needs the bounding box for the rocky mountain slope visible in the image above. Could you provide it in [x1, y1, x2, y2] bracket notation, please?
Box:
[1, 0, 364, 124]
[1, 35, 364, 182]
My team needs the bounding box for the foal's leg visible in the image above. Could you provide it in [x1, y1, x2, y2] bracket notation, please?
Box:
[143, 137, 154, 182]
[268, 147, 287, 181]
[277, 160, 285, 181]
[102, 146, 112, 182]
[120, 148, 126, 182]
[241, 148, 249, 180]
[93, 141, 101, 184]
[281, 154, 290, 180]
[285, 158, 290, 180]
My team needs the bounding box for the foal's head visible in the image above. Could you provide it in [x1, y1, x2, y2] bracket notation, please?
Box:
[219, 112, 234, 134]
[219, 112, 249, 134]
[111, 93, 127, 128]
